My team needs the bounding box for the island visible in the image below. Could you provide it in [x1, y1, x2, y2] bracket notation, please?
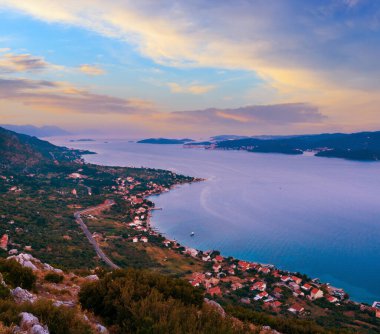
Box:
[137, 137, 194, 144]
[184, 131, 380, 161]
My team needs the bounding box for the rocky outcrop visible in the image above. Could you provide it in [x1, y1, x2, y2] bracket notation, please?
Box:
[11, 287, 37, 304]
[15, 312, 50, 334]
[204, 298, 226, 317]
[7, 253, 63, 273]
[84, 275, 99, 281]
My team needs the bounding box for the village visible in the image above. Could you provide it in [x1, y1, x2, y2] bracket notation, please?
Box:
[1, 168, 380, 326]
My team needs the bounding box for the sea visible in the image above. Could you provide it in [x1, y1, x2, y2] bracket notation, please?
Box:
[51, 138, 380, 304]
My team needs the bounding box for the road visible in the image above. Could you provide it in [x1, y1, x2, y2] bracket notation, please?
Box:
[74, 200, 120, 269]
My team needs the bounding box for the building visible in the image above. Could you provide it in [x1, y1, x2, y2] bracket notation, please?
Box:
[0, 234, 8, 250]
[207, 286, 222, 297]
[288, 304, 305, 314]
[250, 281, 266, 292]
[310, 288, 324, 300]
[140, 236, 148, 243]
[291, 276, 303, 285]
[372, 301, 380, 318]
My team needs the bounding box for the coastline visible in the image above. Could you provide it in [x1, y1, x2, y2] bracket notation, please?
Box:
[142, 181, 370, 308]
[71, 143, 379, 315]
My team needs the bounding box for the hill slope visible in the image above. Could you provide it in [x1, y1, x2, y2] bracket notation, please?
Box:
[0, 127, 91, 168]
[214, 131, 380, 161]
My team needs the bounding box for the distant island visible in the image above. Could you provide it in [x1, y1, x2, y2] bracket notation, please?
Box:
[70, 139, 96, 142]
[185, 131, 380, 161]
[138, 138, 194, 144]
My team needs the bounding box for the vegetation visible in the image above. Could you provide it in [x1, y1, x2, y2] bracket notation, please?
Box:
[0, 299, 92, 334]
[0, 259, 36, 290]
[79, 269, 250, 334]
[44, 272, 64, 284]
[215, 131, 380, 161]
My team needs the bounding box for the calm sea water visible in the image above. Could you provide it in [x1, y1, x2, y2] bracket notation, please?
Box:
[52, 138, 380, 303]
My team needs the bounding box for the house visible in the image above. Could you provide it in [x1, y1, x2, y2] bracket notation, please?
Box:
[132, 237, 138, 243]
[301, 283, 313, 291]
[184, 247, 198, 258]
[273, 287, 283, 298]
[191, 280, 201, 287]
[254, 291, 268, 300]
[163, 240, 171, 247]
[140, 237, 148, 243]
[238, 260, 251, 271]
[214, 255, 224, 262]
[259, 267, 271, 274]
[310, 288, 324, 300]
[207, 286, 222, 297]
[372, 301, 380, 318]
[250, 281, 266, 292]
[289, 282, 300, 291]
[0, 234, 8, 250]
[326, 295, 338, 303]
[240, 298, 250, 304]
[293, 289, 304, 297]
[270, 301, 282, 309]
[291, 276, 302, 285]
[288, 304, 305, 314]
[281, 275, 291, 282]
[202, 255, 211, 262]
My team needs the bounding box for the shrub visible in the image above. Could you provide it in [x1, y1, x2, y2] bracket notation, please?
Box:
[44, 272, 64, 284]
[0, 259, 36, 290]
[79, 268, 249, 334]
[0, 299, 91, 334]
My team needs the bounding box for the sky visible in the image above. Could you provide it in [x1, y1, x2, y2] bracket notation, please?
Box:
[0, 0, 379, 138]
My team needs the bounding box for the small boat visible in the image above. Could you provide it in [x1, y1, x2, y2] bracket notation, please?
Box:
[190, 232, 195, 237]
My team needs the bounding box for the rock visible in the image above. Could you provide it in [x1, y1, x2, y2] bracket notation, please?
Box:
[53, 300, 76, 308]
[204, 298, 226, 317]
[95, 324, 108, 333]
[30, 324, 50, 334]
[43, 263, 63, 274]
[23, 260, 38, 271]
[19, 312, 49, 334]
[20, 312, 39, 329]
[11, 287, 37, 303]
[85, 275, 99, 281]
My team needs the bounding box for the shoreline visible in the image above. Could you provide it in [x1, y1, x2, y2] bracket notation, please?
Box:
[74, 146, 378, 312]
[143, 181, 375, 308]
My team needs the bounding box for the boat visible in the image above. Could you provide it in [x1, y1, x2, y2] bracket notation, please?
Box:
[190, 232, 195, 237]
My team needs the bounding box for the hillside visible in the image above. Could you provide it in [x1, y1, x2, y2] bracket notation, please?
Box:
[0, 124, 71, 137]
[1, 129, 379, 333]
[0, 127, 92, 168]
[213, 131, 380, 161]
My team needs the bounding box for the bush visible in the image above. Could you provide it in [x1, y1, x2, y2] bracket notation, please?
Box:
[0, 259, 36, 290]
[0, 299, 91, 334]
[44, 272, 64, 284]
[79, 268, 249, 333]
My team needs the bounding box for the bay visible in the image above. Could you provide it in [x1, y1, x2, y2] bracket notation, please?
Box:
[52, 138, 380, 303]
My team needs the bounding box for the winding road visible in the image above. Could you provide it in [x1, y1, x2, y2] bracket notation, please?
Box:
[74, 200, 120, 269]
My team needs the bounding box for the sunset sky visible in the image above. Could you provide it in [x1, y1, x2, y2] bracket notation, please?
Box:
[0, 0, 379, 137]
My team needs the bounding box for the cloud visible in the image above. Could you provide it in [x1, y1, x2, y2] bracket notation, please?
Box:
[0, 53, 50, 73]
[79, 64, 106, 76]
[0, 77, 153, 115]
[170, 103, 325, 125]
[167, 82, 215, 95]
